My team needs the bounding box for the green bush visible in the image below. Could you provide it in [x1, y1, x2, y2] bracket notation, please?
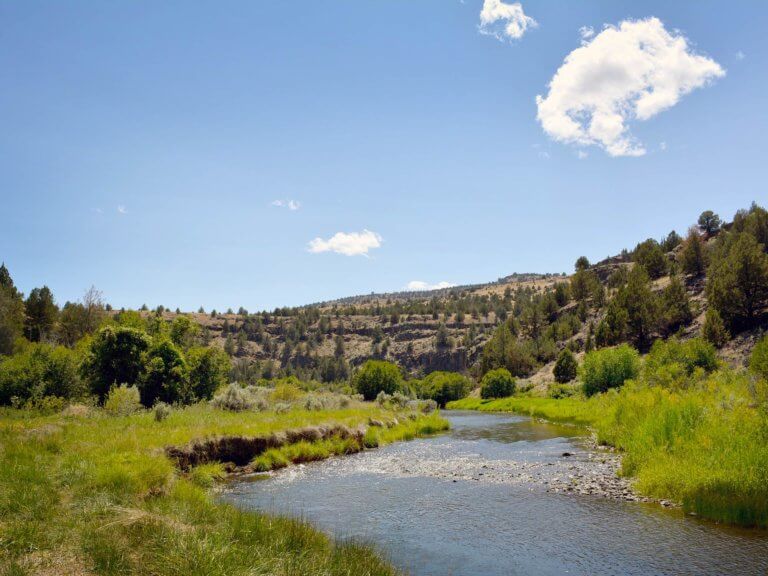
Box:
[480, 368, 516, 399]
[644, 338, 718, 381]
[0, 342, 84, 405]
[353, 360, 402, 401]
[581, 344, 640, 396]
[553, 349, 578, 383]
[187, 346, 230, 401]
[750, 336, 768, 382]
[104, 384, 142, 416]
[140, 339, 188, 407]
[418, 371, 472, 407]
[83, 325, 151, 402]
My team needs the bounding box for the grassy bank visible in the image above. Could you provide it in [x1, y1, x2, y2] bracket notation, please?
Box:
[449, 370, 768, 528]
[0, 403, 448, 575]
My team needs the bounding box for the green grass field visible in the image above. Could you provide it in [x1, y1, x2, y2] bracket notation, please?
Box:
[0, 403, 448, 575]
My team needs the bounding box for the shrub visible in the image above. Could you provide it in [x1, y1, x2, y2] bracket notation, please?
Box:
[83, 325, 151, 402]
[140, 339, 188, 407]
[419, 371, 472, 407]
[187, 346, 230, 401]
[553, 349, 578, 383]
[354, 360, 403, 401]
[420, 399, 438, 413]
[581, 344, 640, 396]
[643, 338, 718, 389]
[211, 383, 255, 411]
[703, 308, 730, 348]
[376, 390, 392, 406]
[480, 368, 516, 399]
[548, 383, 578, 399]
[750, 336, 768, 382]
[0, 342, 84, 405]
[270, 382, 303, 402]
[104, 384, 142, 416]
[153, 402, 171, 422]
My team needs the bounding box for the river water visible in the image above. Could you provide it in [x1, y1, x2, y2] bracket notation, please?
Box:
[223, 411, 768, 575]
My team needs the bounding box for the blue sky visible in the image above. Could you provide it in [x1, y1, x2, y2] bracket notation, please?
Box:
[1, 1, 765, 311]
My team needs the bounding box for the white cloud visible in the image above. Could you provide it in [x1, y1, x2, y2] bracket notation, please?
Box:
[307, 230, 382, 257]
[117, 205, 127, 214]
[579, 26, 595, 41]
[479, 0, 537, 41]
[272, 199, 301, 211]
[536, 17, 724, 157]
[406, 280, 456, 291]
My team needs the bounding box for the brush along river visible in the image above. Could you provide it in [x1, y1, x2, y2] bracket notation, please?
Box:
[222, 411, 768, 575]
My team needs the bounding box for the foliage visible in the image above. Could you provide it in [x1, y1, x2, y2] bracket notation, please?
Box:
[417, 371, 472, 407]
[0, 264, 24, 355]
[154, 401, 172, 422]
[643, 338, 718, 388]
[707, 232, 768, 330]
[140, 338, 188, 406]
[353, 360, 402, 401]
[480, 368, 516, 399]
[24, 286, 58, 342]
[0, 342, 84, 405]
[702, 308, 729, 348]
[581, 344, 640, 396]
[575, 256, 590, 272]
[659, 274, 693, 335]
[680, 227, 708, 276]
[634, 239, 668, 279]
[553, 348, 578, 383]
[698, 210, 722, 236]
[83, 325, 152, 401]
[187, 345, 230, 401]
[104, 384, 142, 416]
[211, 383, 259, 411]
[750, 335, 768, 382]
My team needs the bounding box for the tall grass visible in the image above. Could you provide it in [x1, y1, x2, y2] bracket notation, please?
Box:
[0, 403, 447, 574]
[448, 369, 768, 528]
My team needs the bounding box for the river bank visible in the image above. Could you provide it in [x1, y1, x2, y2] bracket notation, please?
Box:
[0, 403, 446, 575]
[224, 410, 768, 576]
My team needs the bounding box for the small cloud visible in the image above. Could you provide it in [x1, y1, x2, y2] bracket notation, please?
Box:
[307, 230, 382, 257]
[272, 199, 302, 211]
[117, 205, 127, 215]
[406, 280, 456, 291]
[736, 50, 746, 61]
[660, 141, 668, 151]
[479, 0, 537, 42]
[577, 150, 589, 159]
[579, 26, 594, 42]
[536, 17, 724, 157]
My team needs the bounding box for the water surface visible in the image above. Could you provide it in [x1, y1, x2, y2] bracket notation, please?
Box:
[223, 410, 768, 576]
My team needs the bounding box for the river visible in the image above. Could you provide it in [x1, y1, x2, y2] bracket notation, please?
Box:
[222, 410, 768, 575]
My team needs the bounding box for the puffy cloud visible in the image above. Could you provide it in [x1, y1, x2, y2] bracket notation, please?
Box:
[479, 0, 536, 41]
[272, 199, 301, 211]
[536, 18, 724, 157]
[406, 280, 456, 291]
[307, 230, 382, 257]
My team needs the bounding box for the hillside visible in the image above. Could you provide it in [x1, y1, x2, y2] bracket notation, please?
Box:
[141, 203, 767, 389]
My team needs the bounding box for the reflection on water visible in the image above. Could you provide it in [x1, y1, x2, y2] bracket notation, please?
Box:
[222, 410, 768, 576]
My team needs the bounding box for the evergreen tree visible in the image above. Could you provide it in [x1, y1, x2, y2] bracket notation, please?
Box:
[698, 210, 722, 236]
[24, 286, 58, 342]
[702, 308, 729, 348]
[553, 348, 578, 383]
[680, 227, 708, 276]
[0, 264, 24, 355]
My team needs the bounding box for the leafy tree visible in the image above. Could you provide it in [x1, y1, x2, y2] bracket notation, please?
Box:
[698, 210, 722, 236]
[644, 338, 718, 386]
[581, 344, 639, 396]
[680, 227, 708, 277]
[634, 239, 668, 279]
[702, 308, 729, 348]
[140, 339, 188, 406]
[575, 256, 591, 272]
[187, 346, 230, 401]
[353, 360, 402, 400]
[419, 371, 472, 407]
[0, 343, 84, 405]
[480, 368, 516, 399]
[661, 230, 682, 252]
[83, 325, 151, 402]
[170, 315, 200, 349]
[707, 233, 768, 329]
[0, 264, 24, 355]
[24, 286, 58, 342]
[481, 322, 536, 377]
[553, 349, 578, 383]
[570, 269, 601, 304]
[660, 275, 692, 335]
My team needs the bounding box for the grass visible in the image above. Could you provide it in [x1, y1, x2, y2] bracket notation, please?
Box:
[448, 370, 768, 528]
[0, 403, 448, 575]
